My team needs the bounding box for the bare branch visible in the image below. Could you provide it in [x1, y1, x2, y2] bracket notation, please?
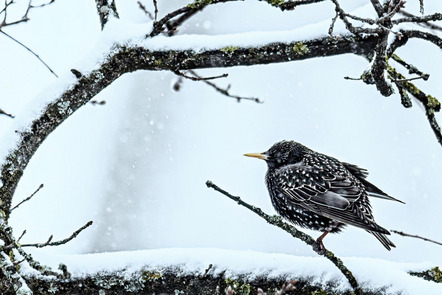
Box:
[392, 75, 428, 83]
[0, 30, 58, 77]
[0, 0, 55, 29]
[377, 0, 405, 23]
[393, 12, 442, 25]
[138, 1, 154, 20]
[205, 180, 362, 294]
[398, 10, 442, 31]
[188, 70, 262, 103]
[344, 13, 375, 25]
[0, 107, 14, 118]
[0, 34, 379, 219]
[391, 230, 442, 246]
[330, 0, 381, 35]
[344, 76, 362, 81]
[11, 183, 44, 211]
[17, 230, 26, 243]
[173, 70, 228, 81]
[401, 29, 442, 48]
[21, 221, 93, 248]
[328, 14, 338, 35]
[152, 0, 158, 21]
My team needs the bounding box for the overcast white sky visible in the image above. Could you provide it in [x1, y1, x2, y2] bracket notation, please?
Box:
[1, 0, 441, 272]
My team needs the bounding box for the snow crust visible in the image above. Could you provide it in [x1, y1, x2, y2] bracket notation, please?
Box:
[25, 248, 441, 294]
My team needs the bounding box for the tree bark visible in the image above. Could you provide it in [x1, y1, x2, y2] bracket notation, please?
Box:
[0, 34, 379, 221]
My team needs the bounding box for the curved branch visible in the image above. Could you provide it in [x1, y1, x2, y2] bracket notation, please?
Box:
[0, 34, 378, 220]
[0, 30, 58, 78]
[401, 30, 442, 49]
[205, 181, 362, 294]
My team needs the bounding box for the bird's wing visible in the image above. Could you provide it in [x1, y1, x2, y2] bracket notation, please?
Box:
[343, 162, 405, 204]
[274, 164, 389, 233]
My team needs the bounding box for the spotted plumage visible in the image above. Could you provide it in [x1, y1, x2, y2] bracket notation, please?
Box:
[245, 140, 403, 251]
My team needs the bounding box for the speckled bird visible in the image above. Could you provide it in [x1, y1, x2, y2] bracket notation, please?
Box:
[245, 140, 404, 252]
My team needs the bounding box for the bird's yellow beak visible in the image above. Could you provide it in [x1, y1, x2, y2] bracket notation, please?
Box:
[244, 152, 268, 160]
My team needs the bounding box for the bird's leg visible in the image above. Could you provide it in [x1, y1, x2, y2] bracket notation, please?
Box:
[312, 231, 329, 255]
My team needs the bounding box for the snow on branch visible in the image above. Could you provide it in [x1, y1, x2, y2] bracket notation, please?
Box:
[1, 1, 442, 293]
[0, 33, 378, 221]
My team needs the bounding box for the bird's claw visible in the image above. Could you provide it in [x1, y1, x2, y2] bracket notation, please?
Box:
[312, 241, 327, 255]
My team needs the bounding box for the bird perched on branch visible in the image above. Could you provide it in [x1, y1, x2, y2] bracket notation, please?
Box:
[245, 140, 404, 254]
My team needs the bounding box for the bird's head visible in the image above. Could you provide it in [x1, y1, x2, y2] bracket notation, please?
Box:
[244, 140, 310, 169]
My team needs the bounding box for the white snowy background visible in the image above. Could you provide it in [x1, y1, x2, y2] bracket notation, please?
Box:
[0, 0, 441, 293]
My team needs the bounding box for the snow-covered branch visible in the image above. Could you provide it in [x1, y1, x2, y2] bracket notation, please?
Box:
[0, 33, 378, 221]
[1, 1, 441, 293]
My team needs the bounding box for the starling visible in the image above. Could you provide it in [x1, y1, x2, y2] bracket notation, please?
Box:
[245, 140, 403, 254]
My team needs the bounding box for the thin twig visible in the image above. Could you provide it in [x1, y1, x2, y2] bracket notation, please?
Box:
[0, 107, 14, 118]
[21, 221, 93, 248]
[152, 0, 158, 21]
[138, 1, 154, 20]
[393, 12, 442, 25]
[344, 76, 362, 81]
[0, 0, 55, 29]
[173, 70, 228, 81]
[391, 230, 442, 246]
[29, 0, 55, 9]
[11, 184, 44, 211]
[205, 181, 362, 294]
[17, 230, 26, 243]
[330, 0, 381, 35]
[398, 10, 442, 31]
[188, 70, 262, 103]
[328, 14, 338, 35]
[0, 31, 58, 77]
[392, 75, 429, 83]
[344, 13, 375, 25]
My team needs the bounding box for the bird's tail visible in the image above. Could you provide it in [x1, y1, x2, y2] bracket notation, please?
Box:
[367, 230, 396, 250]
